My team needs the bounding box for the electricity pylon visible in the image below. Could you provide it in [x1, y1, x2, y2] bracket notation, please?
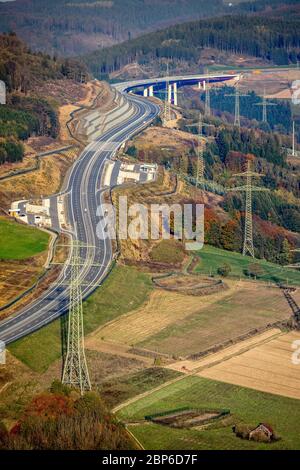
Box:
[225, 84, 248, 128]
[227, 160, 268, 258]
[162, 63, 171, 126]
[62, 239, 91, 394]
[292, 120, 296, 157]
[255, 88, 276, 123]
[186, 113, 214, 186]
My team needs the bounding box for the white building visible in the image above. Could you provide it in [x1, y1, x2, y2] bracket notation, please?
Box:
[291, 80, 300, 105]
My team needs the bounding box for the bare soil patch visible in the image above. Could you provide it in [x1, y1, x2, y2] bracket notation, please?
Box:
[130, 126, 198, 155]
[241, 69, 300, 98]
[149, 408, 228, 429]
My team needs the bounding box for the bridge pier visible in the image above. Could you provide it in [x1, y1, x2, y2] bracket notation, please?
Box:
[167, 84, 172, 103]
[173, 82, 178, 106]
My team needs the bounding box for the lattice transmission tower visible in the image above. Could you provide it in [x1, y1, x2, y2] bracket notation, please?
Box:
[162, 63, 171, 126]
[292, 120, 295, 156]
[62, 239, 91, 394]
[255, 88, 276, 124]
[186, 113, 214, 187]
[226, 84, 248, 128]
[228, 160, 268, 258]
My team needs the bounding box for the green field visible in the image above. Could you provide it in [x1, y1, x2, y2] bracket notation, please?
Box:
[0, 217, 49, 260]
[9, 265, 153, 372]
[118, 376, 300, 450]
[195, 245, 300, 286]
[100, 368, 181, 409]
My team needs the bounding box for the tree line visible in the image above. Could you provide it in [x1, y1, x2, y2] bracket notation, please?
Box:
[0, 381, 135, 450]
[0, 0, 230, 56]
[0, 33, 89, 94]
[0, 32, 87, 165]
[83, 14, 300, 77]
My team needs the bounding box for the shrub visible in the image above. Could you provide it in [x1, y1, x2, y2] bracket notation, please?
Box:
[247, 263, 265, 279]
[49, 380, 71, 397]
[217, 263, 231, 277]
[250, 430, 271, 443]
[232, 424, 251, 439]
[154, 356, 163, 366]
[126, 145, 137, 157]
[150, 240, 185, 265]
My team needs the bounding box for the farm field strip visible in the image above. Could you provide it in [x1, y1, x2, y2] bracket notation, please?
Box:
[167, 328, 282, 372]
[198, 332, 300, 400]
[93, 277, 297, 359]
[139, 284, 293, 357]
[94, 284, 239, 345]
[200, 369, 300, 400]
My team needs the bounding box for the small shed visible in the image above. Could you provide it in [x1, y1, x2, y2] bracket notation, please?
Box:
[249, 423, 274, 442]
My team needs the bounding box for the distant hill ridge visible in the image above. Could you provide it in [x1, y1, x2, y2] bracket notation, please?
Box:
[83, 13, 300, 78]
[0, 0, 232, 56]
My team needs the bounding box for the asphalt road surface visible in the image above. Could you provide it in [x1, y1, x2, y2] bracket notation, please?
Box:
[0, 91, 159, 344]
[0, 73, 236, 345]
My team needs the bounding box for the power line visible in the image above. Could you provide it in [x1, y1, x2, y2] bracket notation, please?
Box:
[186, 113, 214, 186]
[255, 88, 276, 124]
[227, 159, 268, 258]
[225, 84, 248, 129]
[55, 239, 93, 394]
[163, 63, 171, 126]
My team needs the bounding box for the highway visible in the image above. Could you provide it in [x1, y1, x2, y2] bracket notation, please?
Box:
[0, 91, 159, 344]
[0, 73, 237, 345]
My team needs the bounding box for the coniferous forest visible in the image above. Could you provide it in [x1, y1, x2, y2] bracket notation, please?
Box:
[84, 14, 300, 78]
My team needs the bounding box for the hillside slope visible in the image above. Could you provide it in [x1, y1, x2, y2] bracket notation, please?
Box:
[83, 14, 300, 78]
[0, 0, 232, 56]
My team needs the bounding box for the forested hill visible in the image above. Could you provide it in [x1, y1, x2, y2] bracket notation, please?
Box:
[0, 0, 233, 56]
[0, 1, 298, 56]
[83, 14, 300, 78]
[0, 33, 87, 166]
[0, 32, 88, 93]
